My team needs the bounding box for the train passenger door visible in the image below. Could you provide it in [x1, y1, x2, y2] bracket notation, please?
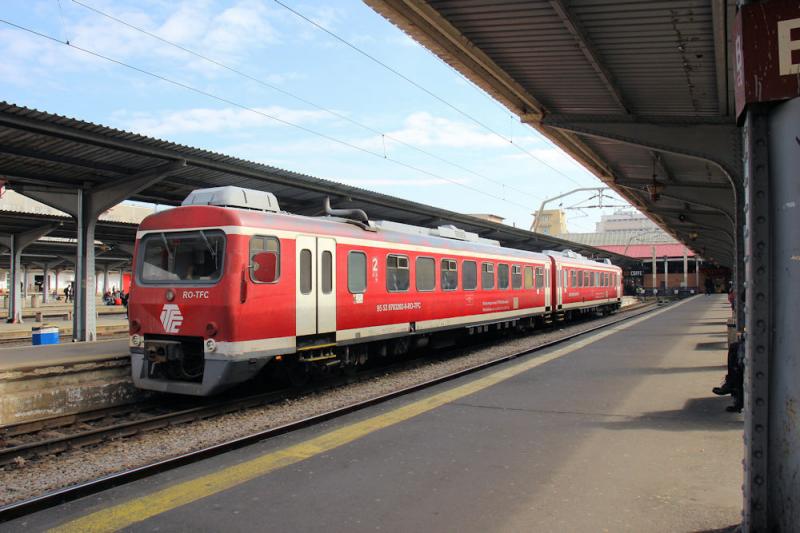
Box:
[295, 236, 337, 337]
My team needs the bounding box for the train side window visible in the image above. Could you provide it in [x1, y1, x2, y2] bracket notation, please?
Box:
[249, 235, 280, 284]
[562, 270, 567, 288]
[321, 251, 333, 294]
[584, 271, 590, 287]
[441, 259, 458, 291]
[578, 271, 583, 287]
[416, 257, 435, 292]
[347, 251, 367, 294]
[511, 265, 522, 289]
[571, 270, 577, 288]
[481, 262, 495, 290]
[387, 254, 410, 292]
[524, 266, 534, 289]
[535, 267, 544, 288]
[497, 263, 509, 289]
[299, 249, 312, 295]
[463, 260, 477, 290]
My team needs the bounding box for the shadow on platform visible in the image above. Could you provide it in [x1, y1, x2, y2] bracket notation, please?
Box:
[595, 397, 743, 432]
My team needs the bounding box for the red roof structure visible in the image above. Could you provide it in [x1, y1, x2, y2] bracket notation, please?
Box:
[597, 244, 694, 259]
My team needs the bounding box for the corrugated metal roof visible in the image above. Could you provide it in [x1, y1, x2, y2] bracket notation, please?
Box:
[365, 0, 737, 267]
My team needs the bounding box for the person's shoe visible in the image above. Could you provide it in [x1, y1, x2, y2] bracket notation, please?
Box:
[726, 404, 743, 413]
[713, 383, 732, 396]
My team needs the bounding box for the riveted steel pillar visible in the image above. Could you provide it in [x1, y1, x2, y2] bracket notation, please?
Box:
[766, 97, 800, 530]
[742, 103, 771, 532]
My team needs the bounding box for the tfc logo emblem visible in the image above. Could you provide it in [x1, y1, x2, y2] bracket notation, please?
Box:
[160, 304, 183, 333]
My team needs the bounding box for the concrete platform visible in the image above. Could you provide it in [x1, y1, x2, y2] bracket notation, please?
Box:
[0, 299, 127, 321]
[4, 295, 742, 532]
[0, 315, 128, 343]
[0, 338, 138, 428]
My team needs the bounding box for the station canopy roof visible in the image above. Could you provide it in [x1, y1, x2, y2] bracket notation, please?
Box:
[365, 0, 740, 267]
[0, 210, 136, 269]
[0, 101, 636, 267]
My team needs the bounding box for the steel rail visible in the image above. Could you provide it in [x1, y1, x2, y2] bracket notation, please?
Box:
[0, 301, 662, 522]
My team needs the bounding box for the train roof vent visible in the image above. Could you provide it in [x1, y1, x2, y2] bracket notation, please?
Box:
[182, 186, 280, 212]
[543, 249, 586, 260]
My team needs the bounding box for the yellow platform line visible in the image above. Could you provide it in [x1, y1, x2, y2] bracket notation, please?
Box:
[51, 302, 683, 533]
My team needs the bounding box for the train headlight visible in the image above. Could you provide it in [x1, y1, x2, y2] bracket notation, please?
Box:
[165, 289, 175, 302]
[205, 338, 217, 352]
[131, 334, 142, 347]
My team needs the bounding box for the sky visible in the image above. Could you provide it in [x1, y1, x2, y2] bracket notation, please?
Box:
[0, 0, 632, 232]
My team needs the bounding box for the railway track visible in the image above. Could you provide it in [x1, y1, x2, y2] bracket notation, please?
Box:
[0, 300, 662, 521]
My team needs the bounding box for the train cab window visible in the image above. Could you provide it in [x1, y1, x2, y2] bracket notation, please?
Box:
[347, 251, 367, 294]
[139, 230, 226, 285]
[321, 251, 333, 294]
[416, 257, 435, 292]
[441, 259, 458, 291]
[535, 267, 544, 289]
[249, 235, 280, 284]
[481, 262, 495, 290]
[524, 266, 534, 289]
[511, 265, 522, 289]
[299, 249, 312, 294]
[387, 255, 410, 292]
[463, 261, 477, 290]
[497, 264, 509, 289]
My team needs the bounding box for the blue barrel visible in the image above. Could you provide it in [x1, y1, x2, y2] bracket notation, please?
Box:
[32, 326, 59, 345]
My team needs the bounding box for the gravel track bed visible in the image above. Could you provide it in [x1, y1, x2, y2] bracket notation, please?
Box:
[0, 304, 656, 506]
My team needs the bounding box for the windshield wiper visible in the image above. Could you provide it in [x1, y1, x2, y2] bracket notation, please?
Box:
[199, 230, 219, 266]
[160, 233, 173, 260]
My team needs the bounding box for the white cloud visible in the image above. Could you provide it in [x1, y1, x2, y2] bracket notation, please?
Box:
[0, 0, 286, 83]
[112, 105, 338, 137]
[367, 112, 510, 150]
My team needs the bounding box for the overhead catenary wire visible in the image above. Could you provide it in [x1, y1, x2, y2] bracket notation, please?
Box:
[272, 0, 585, 188]
[70, 0, 548, 204]
[0, 17, 538, 215]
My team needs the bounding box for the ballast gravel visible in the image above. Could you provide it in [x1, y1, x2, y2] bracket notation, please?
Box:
[0, 304, 655, 506]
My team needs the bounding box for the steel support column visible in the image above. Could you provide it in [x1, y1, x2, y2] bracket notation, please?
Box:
[683, 249, 688, 288]
[764, 98, 800, 531]
[102, 264, 110, 295]
[42, 262, 50, 304]
[742, 103, 771, 531]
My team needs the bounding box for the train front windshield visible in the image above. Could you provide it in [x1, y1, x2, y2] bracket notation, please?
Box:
[138, 230, 226, 284]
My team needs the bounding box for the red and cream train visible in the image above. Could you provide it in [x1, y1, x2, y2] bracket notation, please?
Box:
[128, 187, 622, 395]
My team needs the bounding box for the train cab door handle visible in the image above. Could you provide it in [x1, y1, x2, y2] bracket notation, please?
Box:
[240, 268, 248, 303]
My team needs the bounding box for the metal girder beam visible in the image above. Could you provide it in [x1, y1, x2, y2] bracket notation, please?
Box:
[615, 178, 732, 190]
[0, 222, 61, 323]
[547, 0, 628, 113]
[540, 114, 742, 184]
